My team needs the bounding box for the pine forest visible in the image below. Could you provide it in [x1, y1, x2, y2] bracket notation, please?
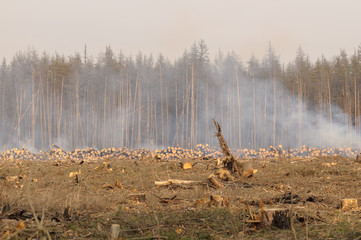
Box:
[1, 40, 361, 151]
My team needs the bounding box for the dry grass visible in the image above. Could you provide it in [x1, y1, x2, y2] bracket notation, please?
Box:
[1, 155, 361, 239]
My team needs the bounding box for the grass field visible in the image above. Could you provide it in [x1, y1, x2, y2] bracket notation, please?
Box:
[1, 152, 361, 239]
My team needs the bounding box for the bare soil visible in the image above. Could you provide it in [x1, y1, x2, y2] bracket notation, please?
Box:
[1, 154, 361, 239]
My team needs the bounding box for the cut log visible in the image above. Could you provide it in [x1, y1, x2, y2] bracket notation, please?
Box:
[155, 179, 201, 186]
[154, 180, 170, 186]
[170, 179, 199, 185]
[208, 174, 224, 189]
[5, 176, 18, 182]
[243, 168, 257, 178]
[341, 198, 358, 211]
[182, 162, 193, 170]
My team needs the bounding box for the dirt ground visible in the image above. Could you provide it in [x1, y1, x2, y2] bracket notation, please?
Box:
[1, 153, 361, 239]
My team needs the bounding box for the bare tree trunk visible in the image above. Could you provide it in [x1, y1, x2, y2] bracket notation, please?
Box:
[32, 70, 36, 147]
[173, 80, 179, 145]
[298, 72, 303, 147]
[273, 67, 276, 146]
[159, 64, 164, 146]
[47, 75, 52, 148]
[355, 74, 357, 140]
[252, 74, 256, 149]
[126, 72, 130, 146]
[185, 64, 189, 147]
[355, 91, 361, 144]
[165, 86, 169, 145]
[195, 84, 199, 145]
[119, 73, 123, 147]
[1, 73, 4, 138]
[138, 72, 141, 147]
[75, 73, 79, 147]
[236, 68, 241, 148]
[147, 84, 152, 145]
[39, 73, 45, 148]
[57, 76, 64, 145]
[327, 74, 332, 142]
[83, 80, 89, 146]
[103, 83, 107, 148]
[205, 77, 209, 144]
[264, 78, 268, 147]
[212, 80, 216, 146]
[154, 98, 158, 145]
[131, 76, 138, 148]
[190, 62, 195, 147]
[15, 84, 22, 147]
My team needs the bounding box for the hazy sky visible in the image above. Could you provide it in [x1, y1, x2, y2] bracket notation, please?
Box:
[1, 0, 361, 64]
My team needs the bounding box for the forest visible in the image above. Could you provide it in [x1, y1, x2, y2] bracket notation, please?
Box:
[1, 40, 361, 151]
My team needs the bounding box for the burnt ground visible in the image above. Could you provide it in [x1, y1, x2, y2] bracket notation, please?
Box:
[1, 155, 361, 239]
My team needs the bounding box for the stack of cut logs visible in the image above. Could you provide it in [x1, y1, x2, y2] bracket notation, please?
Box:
[0, 144, 359, 161]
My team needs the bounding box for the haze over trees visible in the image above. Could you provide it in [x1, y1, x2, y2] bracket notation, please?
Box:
[1, 40, 361, 151]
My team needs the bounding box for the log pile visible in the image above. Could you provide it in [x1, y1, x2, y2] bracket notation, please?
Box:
[0, 144, 359, 162]
[0, 145, 216, 161]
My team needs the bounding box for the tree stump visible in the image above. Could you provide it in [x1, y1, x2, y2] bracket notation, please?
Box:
[261, 208, 290, 229]
[209, 195, 230, 207]
[110, 224, 121, 240]
[272, 209, 290, 229]
[356, 154, 361, 163]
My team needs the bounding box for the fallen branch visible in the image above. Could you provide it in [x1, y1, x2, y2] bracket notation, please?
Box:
[155, 179, 201, 186]
[21, 139, 32, 150]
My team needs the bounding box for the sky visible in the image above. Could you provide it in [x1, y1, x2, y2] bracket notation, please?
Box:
[1, 0, 361, 64]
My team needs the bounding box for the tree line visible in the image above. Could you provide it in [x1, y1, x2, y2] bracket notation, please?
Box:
[1, 40, 361, 151]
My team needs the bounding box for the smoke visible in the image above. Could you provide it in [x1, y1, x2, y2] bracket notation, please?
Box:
[216, 74, 360, 149]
